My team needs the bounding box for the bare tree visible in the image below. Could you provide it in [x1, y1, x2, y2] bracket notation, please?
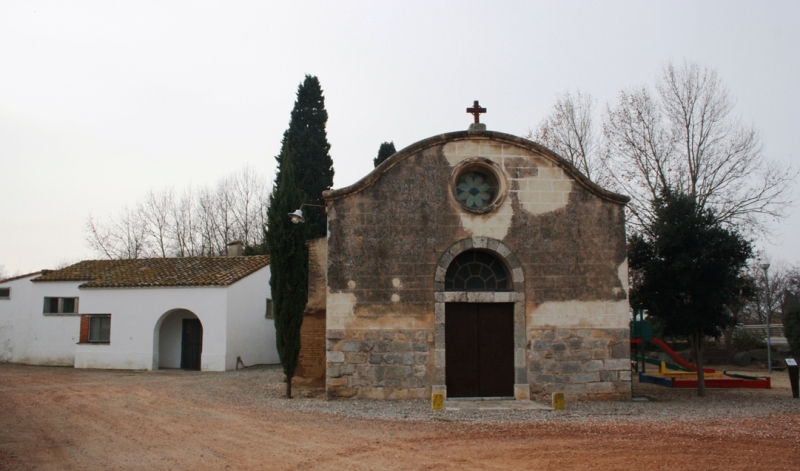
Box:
[603, 60, 796, 233]
[85, 167, 270, 259]
[740, 258, 792, 325]
[527, 90, 609, 186]
[85, 207, 148, 259]
[139, 188, 174, 258]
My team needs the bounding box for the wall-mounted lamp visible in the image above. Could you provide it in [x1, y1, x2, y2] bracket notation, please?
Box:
[288, 204, 326, 224]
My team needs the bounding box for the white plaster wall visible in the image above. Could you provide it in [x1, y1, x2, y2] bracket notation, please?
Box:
[15, 281, 83, 365]
[225, 265, 278, 370]
[158, 309, 198, 368]
[0, 275, 38, 362]
[75, 286, 229, 371]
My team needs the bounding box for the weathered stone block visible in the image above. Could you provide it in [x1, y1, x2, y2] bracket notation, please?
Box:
[327, 351, 345, 363]
[611, 342, 629, 358]
[434, 324, 445, 346]
[342, 341, 360, 352]
[585, 338, 608, 349]
[552, 342, 567, 351]
[568, 338, 583, 349]
[434, 303, 445, 324]
[515, 367, 527, 384]
[605, 359, 630, 371]
[515, 348, 526, 368]
[327, 330, 346, 340]
[619, 370, 632, 381]
[533, 339, 550, 351]
[328, 378, 348, 387]
[412, 341, 428, 352]
[556, 329, 572, 339]
[388, 342, 412, 352]
[560, 361, 581, 373]
[584, 360, 604, 372]
[345, 352, 368, 364]
[599, 371, 617, 382]
[327, 364, 341, 378]
[341, 363, 356, 374]
[571, 373, 600, 383]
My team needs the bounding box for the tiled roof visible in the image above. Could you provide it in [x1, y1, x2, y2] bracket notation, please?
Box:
[31, 256, 269, 288]
[0, 271, 42, 284]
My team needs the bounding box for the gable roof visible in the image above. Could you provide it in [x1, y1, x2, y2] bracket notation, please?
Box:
[0, 271, 42, 284]
[323, 130, 630, 205]
[31, 256, 269, 288]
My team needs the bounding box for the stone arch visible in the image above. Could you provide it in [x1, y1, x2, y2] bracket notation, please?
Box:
[432, 237, 528, 401]
[152, 308, 203, 370]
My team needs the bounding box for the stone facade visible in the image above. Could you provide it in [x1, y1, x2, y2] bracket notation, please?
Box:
[320, 130, 631, 401]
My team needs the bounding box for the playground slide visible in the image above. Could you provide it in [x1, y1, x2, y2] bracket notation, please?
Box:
[649, 337, 715, 373]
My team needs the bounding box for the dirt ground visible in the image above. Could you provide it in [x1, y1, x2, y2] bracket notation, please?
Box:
[1, 364, 799, 470]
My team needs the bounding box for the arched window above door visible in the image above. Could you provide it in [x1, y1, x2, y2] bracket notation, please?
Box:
[445, 250, 511, 292]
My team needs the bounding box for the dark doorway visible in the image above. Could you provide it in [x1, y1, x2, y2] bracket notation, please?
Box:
[445, 303, 514, 397]
[180, 318, 203, 370]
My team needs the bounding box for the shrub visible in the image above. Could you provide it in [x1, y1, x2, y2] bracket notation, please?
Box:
[783, 305, 800, 356]
[731, 328, 766, 352]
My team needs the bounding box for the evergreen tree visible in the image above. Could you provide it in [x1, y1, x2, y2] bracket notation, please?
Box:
[275, 75, 333, 239]
[373, 141, 396, 167]
[267, 148, 308, 398]
[629, 191, 751, 397]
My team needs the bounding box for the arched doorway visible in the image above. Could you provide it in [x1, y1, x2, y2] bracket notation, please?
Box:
[154, 309, 203, 370]
[444, 250, 514, 397]
[433, 237, 528, 400]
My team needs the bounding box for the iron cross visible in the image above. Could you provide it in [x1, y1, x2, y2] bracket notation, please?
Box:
[466, 100, 487, 123]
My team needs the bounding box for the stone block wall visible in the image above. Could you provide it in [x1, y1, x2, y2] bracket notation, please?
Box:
[326, 328, 432, 399]
[527, 328, 631, 400]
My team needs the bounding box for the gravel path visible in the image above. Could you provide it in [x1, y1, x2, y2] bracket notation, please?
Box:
[200, 365, 800, 425]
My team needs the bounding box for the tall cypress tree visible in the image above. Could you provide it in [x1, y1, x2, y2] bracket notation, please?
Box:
[373, 141, 396, 167]
[267, 148, 308, 398]
[275, 75, 333, 239]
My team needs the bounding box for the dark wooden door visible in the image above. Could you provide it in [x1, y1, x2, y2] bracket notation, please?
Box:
[445, 303, 514, 397]
[181, 319, 203, 370]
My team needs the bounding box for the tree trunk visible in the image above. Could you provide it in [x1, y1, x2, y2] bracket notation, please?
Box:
[692, 330, 707, 397]
[286, 375, 292, 398]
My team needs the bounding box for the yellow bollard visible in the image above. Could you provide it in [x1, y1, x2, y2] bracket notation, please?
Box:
[552, 392, 564, 410]
[432, 392, 444, 410]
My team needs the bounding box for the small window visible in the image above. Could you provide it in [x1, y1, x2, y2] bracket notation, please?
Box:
[89, 315, 111, 343]
[0, 287, 9, 299]
[43, 297, 79, 314]
[265, 299, 273, 319]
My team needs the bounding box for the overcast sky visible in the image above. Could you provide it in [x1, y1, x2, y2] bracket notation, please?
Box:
[1, 1, 798, 276]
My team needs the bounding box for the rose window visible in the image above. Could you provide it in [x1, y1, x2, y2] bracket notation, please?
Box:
[455, 170, 499, 210]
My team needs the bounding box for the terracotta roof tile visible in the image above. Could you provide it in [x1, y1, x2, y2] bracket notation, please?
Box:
[31, 256, 269, 288]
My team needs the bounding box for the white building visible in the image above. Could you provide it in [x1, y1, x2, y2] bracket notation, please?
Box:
[0, 255, 276, 371]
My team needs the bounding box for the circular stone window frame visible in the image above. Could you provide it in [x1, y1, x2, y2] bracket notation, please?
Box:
[449, 158, 508, 214]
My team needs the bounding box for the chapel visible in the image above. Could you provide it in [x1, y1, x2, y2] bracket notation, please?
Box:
[298, 105, 632, 402]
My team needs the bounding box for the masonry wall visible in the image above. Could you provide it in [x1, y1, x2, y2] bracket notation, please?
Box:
[295, 238, 328, 387]
[325, 132, 630, 401]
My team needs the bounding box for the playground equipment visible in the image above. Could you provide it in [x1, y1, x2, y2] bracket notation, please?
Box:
[630, 312, 770, 389]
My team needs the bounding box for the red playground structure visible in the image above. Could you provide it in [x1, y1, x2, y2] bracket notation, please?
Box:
[630, 314, 770, 389]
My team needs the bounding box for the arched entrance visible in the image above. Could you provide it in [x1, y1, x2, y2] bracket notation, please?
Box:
[154, 309, 203, 370]
[433, 237, 528, 400]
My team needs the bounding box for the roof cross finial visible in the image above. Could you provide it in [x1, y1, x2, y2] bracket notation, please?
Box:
[466, 100, 487, 124]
